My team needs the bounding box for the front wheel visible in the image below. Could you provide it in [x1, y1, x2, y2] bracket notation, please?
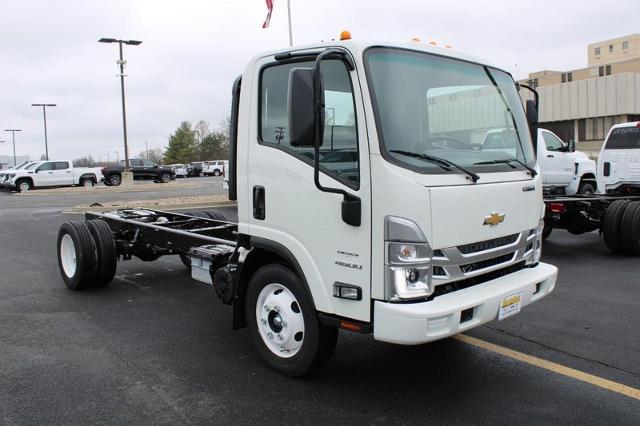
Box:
[578, 183, 595, 196]
[160, 172, 171, 183]
[16, 179, 32, 192]
[246, 264, 338, 377]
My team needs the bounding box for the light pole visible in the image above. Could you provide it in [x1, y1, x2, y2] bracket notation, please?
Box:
[142, 141, 149, 159]
[4, 129, 22, 166]
[31, 103, 56, 160]
[114, 150, 120, 165]
[98, 37, 142, 179]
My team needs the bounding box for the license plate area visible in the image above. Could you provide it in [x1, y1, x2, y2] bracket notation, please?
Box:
[498, 291, 522, 320]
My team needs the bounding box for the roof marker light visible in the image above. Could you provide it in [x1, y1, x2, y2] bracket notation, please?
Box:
[445, 44, 453, 49]
[429, 40, 437, 46]
[411, 37, 421, 42]
[340, 30, 352, 41]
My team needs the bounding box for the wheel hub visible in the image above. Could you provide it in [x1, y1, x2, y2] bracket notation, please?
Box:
[256, 283, 305, 358]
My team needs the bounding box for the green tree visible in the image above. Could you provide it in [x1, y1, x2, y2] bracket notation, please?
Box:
[200, 131, 229, 160]
[163, 122, 199, 164]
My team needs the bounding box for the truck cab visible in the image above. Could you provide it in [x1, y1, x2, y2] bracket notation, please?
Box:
[226, 39, 557, 371]
[533, 129, 597, 195]
[597, 121, 640, 195]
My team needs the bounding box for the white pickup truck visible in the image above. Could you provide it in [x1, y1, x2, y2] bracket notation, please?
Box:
[482, 128, 597, 195]
[3, 160, 103, 192]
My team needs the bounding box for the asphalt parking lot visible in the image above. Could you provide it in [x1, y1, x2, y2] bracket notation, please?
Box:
[0, 188, 638, 424]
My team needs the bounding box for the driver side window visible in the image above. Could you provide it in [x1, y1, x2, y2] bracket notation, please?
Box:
[543, 132, 565, 151]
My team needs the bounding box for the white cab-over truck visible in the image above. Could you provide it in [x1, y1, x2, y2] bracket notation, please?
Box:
[6, 160, 103, 192]
[56, 39, 558, 376]
[597, 121, 640, 195]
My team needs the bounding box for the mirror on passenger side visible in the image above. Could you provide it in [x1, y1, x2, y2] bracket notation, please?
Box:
[526, 99, 538, 152]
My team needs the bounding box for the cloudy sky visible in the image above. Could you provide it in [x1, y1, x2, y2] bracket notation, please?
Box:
[1, 0, 637, 162]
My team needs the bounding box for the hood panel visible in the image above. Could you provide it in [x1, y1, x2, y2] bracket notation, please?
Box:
[429, 180, 542, 248]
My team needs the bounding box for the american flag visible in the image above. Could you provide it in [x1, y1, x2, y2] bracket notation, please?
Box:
[262, 0, 274, 28]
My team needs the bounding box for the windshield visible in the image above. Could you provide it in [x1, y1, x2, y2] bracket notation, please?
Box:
[25, 162, 40, 170]
[364, 47, 535, 174]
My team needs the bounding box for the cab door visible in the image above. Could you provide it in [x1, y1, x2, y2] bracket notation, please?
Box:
[53, 161, 73, 185]
[539, 130, 573, 186]
[34, 162, 56, 186]
[245, 55, 372, 322]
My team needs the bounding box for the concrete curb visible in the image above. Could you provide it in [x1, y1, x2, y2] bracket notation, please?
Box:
[63, 200, 236, 214]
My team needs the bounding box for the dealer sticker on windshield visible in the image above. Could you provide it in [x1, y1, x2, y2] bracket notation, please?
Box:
[498, 291, 522, 321]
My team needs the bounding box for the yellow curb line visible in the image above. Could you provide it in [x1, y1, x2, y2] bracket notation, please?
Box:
[454, 334, 640, 401]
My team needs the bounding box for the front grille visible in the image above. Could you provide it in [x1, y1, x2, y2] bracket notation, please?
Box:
[429, 261, 526, 300]
[457, 234, 518, 254]
[459, 252, 515, 273]
[433, 265, 446, 276]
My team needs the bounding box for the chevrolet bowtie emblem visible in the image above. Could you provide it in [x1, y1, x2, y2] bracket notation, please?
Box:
[483, 212, 505, 226]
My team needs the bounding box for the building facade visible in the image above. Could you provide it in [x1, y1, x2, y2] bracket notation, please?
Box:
[520, 34, 640, 148]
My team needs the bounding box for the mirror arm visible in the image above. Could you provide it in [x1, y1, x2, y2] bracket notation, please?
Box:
[311, 49, 361, 227]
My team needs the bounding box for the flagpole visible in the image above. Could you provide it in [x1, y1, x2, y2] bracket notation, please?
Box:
[287, 0, 293, 46]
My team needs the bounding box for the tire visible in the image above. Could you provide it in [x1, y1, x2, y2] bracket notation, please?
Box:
[57, 221, 98, 290]
[177, 211, 207, 268]
[578, 183, 595, 196]
[160, 173, 171, 183]
[104, 180, 112, 186]
[602, 200, 631, 254]
[619, 201, 640, 256]
[245, 264, 338, 377]
[109, 174, 122, 186]
[542, 220, 553, 241]
[202, 209, 228, 222]
[85, 220, 118, 287]
[213, 170, 221, 177]
[16, 179, 32, 192]
[80, 177, 95, 187]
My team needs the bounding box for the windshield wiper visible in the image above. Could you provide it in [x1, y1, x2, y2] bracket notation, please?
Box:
[474, 158, 537, 177]
[390, 150, 480, 183]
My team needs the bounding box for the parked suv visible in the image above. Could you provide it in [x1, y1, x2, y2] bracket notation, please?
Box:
[101, 158, 175, 186]
[202, 160, 225, 176]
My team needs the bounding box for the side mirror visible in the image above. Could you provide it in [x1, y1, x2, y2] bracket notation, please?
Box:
[525, 99, 538, 153]
[568, 139, 576, 152]
[288, 67, 324, 147]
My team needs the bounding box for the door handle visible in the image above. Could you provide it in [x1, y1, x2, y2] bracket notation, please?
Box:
[48, 171, 54, 174]
[253, 186, 265, 220]
[66, 171, 71, 173]
[547, 154, 554, 158]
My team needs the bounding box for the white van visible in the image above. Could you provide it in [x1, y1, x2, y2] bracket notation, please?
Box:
[597, 121, 640, 195]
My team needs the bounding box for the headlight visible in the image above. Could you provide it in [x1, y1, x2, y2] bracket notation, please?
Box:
[385, 217, 433, 301]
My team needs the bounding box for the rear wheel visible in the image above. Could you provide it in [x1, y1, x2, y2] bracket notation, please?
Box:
[202, 209, 228, 221]
[619, 201, 640, 256]
[109, 174, 122, 186]
[80, 177, 95, 187]
[178, 211, 210, 267]
[245, 264, 338, 377]
[213, 170, 221, 176]
[85, 220, 118, 287]
[57, 221, 97, 290]
[602, 200, 631, 254]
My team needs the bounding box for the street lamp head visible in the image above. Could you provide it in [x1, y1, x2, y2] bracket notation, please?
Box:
[4, 129, 22, 132]
[99, 38, 117, 43]
[31, 103, 57, 107]
[125, 40, 143, 46]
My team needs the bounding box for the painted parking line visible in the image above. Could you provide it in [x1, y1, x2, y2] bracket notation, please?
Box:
[454, 334, 640, 401]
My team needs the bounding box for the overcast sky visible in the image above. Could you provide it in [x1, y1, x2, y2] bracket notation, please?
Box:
[1, 0, 637, 162]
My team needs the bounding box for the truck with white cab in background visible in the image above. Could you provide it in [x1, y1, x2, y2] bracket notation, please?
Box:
[482, 127, 597, 195]
[5, 160, 103, 192]
[56, 36, 558, 376]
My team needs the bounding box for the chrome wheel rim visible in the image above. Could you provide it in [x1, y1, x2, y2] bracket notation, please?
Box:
[19, 182, 30, 191]
[255, 283, 305, 358]
[60, 234, 77, 277]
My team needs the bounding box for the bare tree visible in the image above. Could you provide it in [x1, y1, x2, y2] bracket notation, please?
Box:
[138, 147, 165, 165]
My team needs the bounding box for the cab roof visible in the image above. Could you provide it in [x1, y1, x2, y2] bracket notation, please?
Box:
[254, 39, 499, 71]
